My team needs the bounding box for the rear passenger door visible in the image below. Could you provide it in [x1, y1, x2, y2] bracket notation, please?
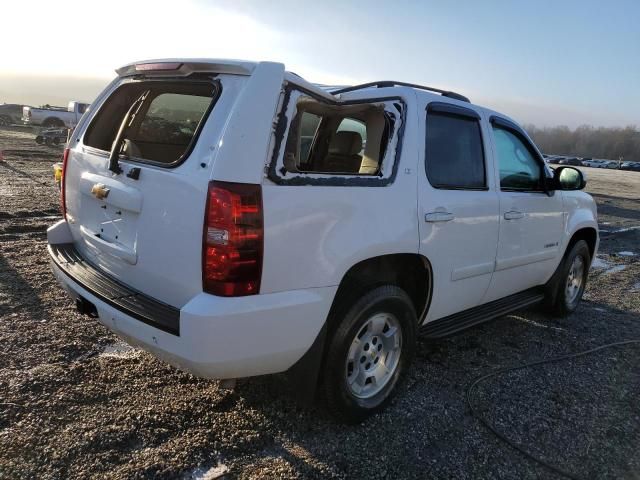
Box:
[483, 117, 565, 303]
[418, 102, 500, 323]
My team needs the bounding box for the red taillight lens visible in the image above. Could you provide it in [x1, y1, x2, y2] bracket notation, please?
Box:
[203, 181, 263, 296]
[60, 147, 70, 218]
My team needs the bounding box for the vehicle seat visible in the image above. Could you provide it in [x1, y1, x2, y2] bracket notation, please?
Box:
[323, 131, 363, 173]
[122, 139, 141, 158]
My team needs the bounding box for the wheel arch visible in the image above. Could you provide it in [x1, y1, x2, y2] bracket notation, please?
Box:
[328, 253, 433, 332]
[42, 116, 65, 127]
[567, 226, 598, 262]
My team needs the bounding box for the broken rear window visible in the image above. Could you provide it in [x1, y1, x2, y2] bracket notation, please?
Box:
[281, 98, 395, 177]
[83, 80, 218, 166]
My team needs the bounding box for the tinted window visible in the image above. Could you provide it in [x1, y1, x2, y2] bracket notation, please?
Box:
[492, 126, 542, 190]
[84, 82, 216, 165]
[425, 112, 485, 189]
[136, 93, 211, 144]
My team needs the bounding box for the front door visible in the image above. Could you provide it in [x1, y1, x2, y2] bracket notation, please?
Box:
[418, 102, 500, 323]
[483, 118, 565, 303]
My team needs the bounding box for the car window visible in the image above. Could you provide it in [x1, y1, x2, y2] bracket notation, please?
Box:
[135, 93, 211, 144]
[83, 81, 217, 166]
[284, 105, 391, 176]
[425, 111, 486, 189]
[492, 126, 542, 191]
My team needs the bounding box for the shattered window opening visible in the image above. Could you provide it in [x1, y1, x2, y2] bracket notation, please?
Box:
[272, 89, 402, 184]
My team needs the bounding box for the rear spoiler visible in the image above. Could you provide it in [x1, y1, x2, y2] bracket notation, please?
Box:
[116, 59, 260, 77]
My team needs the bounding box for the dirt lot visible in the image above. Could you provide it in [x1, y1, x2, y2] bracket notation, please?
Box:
[0, 127, 638, 479]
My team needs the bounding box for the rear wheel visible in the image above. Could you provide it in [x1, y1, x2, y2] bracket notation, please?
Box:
[544, 240, 591, 316]
[0, 115, 11, 127]
[323, 285, 416, 423]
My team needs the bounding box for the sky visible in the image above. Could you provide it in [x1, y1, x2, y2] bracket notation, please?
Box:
[1, 0, 638, 128]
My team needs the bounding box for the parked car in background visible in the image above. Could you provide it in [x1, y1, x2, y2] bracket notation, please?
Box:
[547, 156, 564, 164]
[35, 128, 68, 146]
[47, 58, 599, 423]
[22, 101, 90, 128]
[559, 157, 583, 166]
[621, 161, 640, 171]
[0, 103, 26, 126]
[604, 160, 620, 169]
[582, 159, 606, 168]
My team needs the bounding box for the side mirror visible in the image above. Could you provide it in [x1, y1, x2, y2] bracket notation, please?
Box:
[553, 166, 586, 190]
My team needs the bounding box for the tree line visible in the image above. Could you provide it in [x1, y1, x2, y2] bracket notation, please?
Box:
[523, 124, 640, 161]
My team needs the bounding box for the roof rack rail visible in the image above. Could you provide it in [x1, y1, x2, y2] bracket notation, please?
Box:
[331, 81, 470, 103]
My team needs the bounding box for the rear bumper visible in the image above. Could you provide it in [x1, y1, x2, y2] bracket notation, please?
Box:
[48, 220, 336, 379]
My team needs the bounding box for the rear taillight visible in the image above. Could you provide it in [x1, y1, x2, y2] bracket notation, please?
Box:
[60, 147, 70, 218]
[203, 181, 263, 296]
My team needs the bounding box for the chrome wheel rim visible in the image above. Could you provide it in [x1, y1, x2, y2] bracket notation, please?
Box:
[345, 313, 402, 399]
[565, 255, 585, 305]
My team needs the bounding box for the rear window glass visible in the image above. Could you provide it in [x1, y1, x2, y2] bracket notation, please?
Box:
[83, 81, 217, 166]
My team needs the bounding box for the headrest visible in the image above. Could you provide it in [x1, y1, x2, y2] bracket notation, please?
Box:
[329, 131, 363, 156]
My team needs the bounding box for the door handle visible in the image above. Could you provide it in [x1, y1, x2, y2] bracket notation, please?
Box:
[504, 210, 524, 220]
[425, 211, 455, 223]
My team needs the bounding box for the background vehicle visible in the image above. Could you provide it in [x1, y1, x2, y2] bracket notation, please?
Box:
[47, 59, 598, 422]
[559, 157, 583, 166]
[583, 159, 606, 168]
[621, 161, 640, 171]
[0, 103, 25, 126]
[35, 128, 68, 146]
[604, 160, 620, 169]
[22, 101, 89, 128]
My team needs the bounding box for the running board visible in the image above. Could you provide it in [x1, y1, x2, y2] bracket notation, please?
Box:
[419, 288, 545, 339]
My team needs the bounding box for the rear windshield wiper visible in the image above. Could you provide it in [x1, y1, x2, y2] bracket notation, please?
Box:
[108, 90, 150, 174]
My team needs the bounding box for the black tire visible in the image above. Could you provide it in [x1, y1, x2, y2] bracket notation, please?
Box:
[0, 115, 11, 127]
[544, 240, 591, 317]
[35, 135, 44, 144]
[323, 285, 417, 424]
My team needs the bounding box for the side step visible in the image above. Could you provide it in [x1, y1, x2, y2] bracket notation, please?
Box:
[419, 288, 545, 339]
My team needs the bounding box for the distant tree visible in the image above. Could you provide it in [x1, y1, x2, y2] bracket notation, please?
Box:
[524, 124, 639, 161]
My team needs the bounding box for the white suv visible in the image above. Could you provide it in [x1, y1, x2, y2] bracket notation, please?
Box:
[48, 59, 598, 422]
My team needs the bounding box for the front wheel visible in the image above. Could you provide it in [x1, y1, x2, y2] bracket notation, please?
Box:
[544, 240, 591, 316]
[323, 285, 417, 423]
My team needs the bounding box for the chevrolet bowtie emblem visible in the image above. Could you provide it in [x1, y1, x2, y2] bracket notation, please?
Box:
[91, 183, 110, 200]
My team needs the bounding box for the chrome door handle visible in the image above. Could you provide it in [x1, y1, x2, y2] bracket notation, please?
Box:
[504, 210, 524, 220]
[425, 211, 455, 222]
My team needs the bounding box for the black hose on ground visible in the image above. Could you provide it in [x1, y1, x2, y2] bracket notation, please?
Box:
[466, 340, 640, 480]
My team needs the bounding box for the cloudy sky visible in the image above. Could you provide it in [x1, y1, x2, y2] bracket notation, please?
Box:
[1, 0, 638, 127]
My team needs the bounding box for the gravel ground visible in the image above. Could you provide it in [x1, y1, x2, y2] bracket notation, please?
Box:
[0, 127, 639, 479]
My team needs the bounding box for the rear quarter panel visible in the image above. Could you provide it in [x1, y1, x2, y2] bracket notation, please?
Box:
[260, 99, 420, 293]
